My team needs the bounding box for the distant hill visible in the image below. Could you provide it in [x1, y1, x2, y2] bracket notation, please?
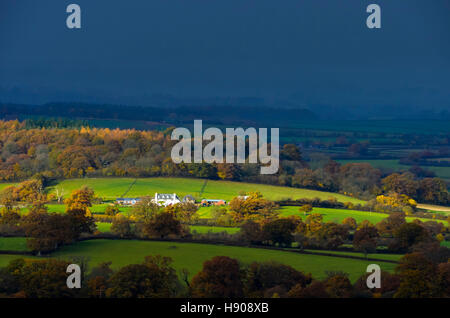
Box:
[0, 102, 317, 127]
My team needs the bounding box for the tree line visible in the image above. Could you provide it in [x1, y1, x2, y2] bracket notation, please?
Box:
[0, 120, 448, 204]
[0, 250, 449, 298]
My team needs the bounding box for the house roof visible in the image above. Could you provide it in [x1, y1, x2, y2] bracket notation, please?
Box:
[116, 198, 142, 201]
[156, 193, 179, 200]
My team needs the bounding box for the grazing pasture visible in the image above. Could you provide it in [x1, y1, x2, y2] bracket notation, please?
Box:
[0, 182, 16, 191]
[48, 239, 396, 281]
[47, 177, 364, 204]
[303, 249, 403, 262]
[0, 255, 37, 268]
[94, 222, 239, 234]
[278, 206, 448, 225]
[0, 237, 28, 252]
[190, 225, 240, 234]
[198, 205, 448, 225]
[442, 241, 450, 248]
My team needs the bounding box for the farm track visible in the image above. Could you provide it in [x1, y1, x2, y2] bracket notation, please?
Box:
[118, 178, 137, 198]
[199, 179, 208, 197]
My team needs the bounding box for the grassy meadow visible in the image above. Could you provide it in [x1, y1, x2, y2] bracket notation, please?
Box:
[46, 177, 365, 204]
[0, 239, 397, 281]
[47, 239, 396, 281]
[277, 206, 448, 225]
[0, 237, 28, 252]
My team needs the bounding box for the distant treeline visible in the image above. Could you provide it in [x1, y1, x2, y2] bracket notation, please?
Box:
[0, 102, 316, 127]
[0, 119, 448, 204]
[24, 117, 89, 129]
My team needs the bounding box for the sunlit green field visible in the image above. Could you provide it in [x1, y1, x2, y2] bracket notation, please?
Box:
[0, 237, 28, 252]
[197, 205, 448, 226]
[190, 225, 240, 234]
[0, 182, 16, 191]
[47, 177, 364, 204]
[44, 239, 395, 281]
[0, 255, 37, 268]
[94, 222, 239, 234]
[303, 249, 403, 261]
[278, 206, 448, 225]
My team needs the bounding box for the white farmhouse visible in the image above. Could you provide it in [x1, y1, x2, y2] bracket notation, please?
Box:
[153, 193, 181, 206]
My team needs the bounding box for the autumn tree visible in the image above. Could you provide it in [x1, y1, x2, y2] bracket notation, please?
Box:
[370, 192, 417, 213]
[262, 218, 297, 247]
[164, 202, 199, 224]
[376, 212, 406, 237]
[287, 280, 329, 298]
[142, 212, 184, 239]
[217, 163, 242, 181]
[22, 212, 73, 253]
[342, 217, 357, 230]
[338, 163, 381, 199]
[0, 208, 22, 235]
[22, 209, 94, 254]
[244, 261, 312, 298]
[324, 272, 353, 298]
[111, 215, 135, 238]
[417, 178, 449, 205]
[228, 192, 278, 223]
[65, 186, 95, 214]
[394, 253, 440, 298]
[298, 204, 313, 215]
[7, 259, 77, 298]
[437, 261, 450, 297]
[354, 271, 400, 298]
[190, 256, 244, 298]
[311, 222, 349, 249]
[239, 220, 264, 245]
[305, 213, 323, 234]
[105, 205, 120, 216]
[353, 225, 379, 257]
[106, 255, 182, 298]
[280, 144, 303, 161]
[130, 196, 160, 222]
[411, 241, 450, 265]
[66, 208, 96, 239]
[390, 223, 431, 252]
[382, 172, 418, 198]
[210, 206, 234, 226]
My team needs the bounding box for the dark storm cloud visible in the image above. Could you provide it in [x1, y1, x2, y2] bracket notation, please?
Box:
[0, 0, 449, 109]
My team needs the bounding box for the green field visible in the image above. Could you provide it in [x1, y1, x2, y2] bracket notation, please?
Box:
[0, 239, 397, 281]
[0, 255, 37, 268]
[198, 205, 448, 226]
[47, 177, 364, 204]
[190, 225, 240, 234]
[94, 223, 239, 234]
[278, 206, 448, 225]
[303, 249, 403, 261]
[0, 237, 28, 252]
[45, 239, 395, 281]
[0, 182, 16, 191]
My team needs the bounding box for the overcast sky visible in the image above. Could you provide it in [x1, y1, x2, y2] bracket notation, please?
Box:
[0, 0, 449, 109]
